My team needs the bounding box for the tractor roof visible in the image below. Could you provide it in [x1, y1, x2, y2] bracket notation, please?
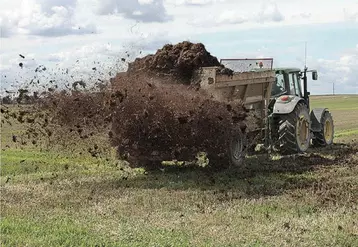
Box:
[274, 67, 301, 73]
[250, 67, 301, 73]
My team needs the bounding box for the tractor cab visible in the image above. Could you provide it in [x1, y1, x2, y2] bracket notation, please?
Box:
[249, 66, 318, 104]
[271, 68, 318, 108]
[271, 68, 303, 97]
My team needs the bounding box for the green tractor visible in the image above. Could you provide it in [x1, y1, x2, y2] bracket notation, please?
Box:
[267, 67, 334, 154]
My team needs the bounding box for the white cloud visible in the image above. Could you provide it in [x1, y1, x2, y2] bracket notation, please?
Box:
[189, 12, 247, 27]
[0, 0, 97, 38]
[166, 0, 227, 6]
[94, 0, 172, 23]
[311, 44, 358, 94]
[189, 1, 284, 27]
[343, 3, 358, 22]
[0, 16, 14, 38]
[216, 11, 248, 25]
[137, 32, 171, 51]
[46, 43, 118, 63]
[36, 0, 77, 13]
[257, 1, 284, 22]
[290, 12, 311, 21]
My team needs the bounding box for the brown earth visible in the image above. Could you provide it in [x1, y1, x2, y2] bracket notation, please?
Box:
[127, 41, 233, 83]
[109, 73, 246, 167]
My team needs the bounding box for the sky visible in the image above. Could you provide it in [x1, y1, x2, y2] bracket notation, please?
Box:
[0, 0, 357, 95]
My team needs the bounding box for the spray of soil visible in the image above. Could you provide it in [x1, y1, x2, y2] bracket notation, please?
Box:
[1, 41, 246, 168]
[109, 72, 246, 167]
[107, 41, 246, 167]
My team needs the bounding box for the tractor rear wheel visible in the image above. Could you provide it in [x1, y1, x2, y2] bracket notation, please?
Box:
[312, 111, 334, 147]
[228, 129, 247, 167]
[207, 128, 246, 169]
[277, 102, 310, 154]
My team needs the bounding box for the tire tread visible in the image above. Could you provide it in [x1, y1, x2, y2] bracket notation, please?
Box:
[312, 111, 334, 147]
[277, 103, 309, 154]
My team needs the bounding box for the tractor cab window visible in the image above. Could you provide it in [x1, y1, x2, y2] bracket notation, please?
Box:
[289, 72, 302, 97]
[293, 73, 302, 96]
[272, 71, 286, 96]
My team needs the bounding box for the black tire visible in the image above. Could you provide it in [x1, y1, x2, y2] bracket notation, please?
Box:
[228, 129, 247, 167]
[207, 129, 246, 169]
[277, 102, 310, 154]
[312, 111, 334, 147]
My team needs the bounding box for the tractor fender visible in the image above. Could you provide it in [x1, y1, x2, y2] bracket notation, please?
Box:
[273, 96, 305, 115]
[310, 108, 328, 132]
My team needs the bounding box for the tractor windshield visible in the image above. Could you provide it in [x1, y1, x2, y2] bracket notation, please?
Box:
[272, 71, 286, 96]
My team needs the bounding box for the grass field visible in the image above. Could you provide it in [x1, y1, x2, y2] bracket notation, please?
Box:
[1, 95, 358, 246]
[310, 95, 358, 141]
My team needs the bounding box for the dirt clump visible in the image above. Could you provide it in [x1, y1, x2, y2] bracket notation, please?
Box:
[127, 41, 232, 83]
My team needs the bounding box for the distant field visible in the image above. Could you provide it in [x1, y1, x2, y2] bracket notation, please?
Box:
[1, 95, 357, 246]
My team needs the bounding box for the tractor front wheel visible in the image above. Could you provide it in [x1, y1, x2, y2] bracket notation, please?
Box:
[312, 111, 334, 147]
[277, 102, 310, 154]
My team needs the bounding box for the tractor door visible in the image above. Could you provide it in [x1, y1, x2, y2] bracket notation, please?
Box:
[288, 72, 303, 97]
[271, 70, 287, 96]
[271, 70, 303, 97]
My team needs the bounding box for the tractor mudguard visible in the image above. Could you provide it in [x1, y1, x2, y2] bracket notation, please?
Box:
[273, 96, 305, 115]
[310, 108, 328, 132]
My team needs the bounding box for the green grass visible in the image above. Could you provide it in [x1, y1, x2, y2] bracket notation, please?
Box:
[1, 95, 358, 246]
[1, 216, 116, 247]
[335, 129, 358, 138]
[310, 95, 358, 111]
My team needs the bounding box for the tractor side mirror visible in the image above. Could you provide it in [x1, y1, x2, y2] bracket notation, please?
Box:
[312, 71, 318, 80]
